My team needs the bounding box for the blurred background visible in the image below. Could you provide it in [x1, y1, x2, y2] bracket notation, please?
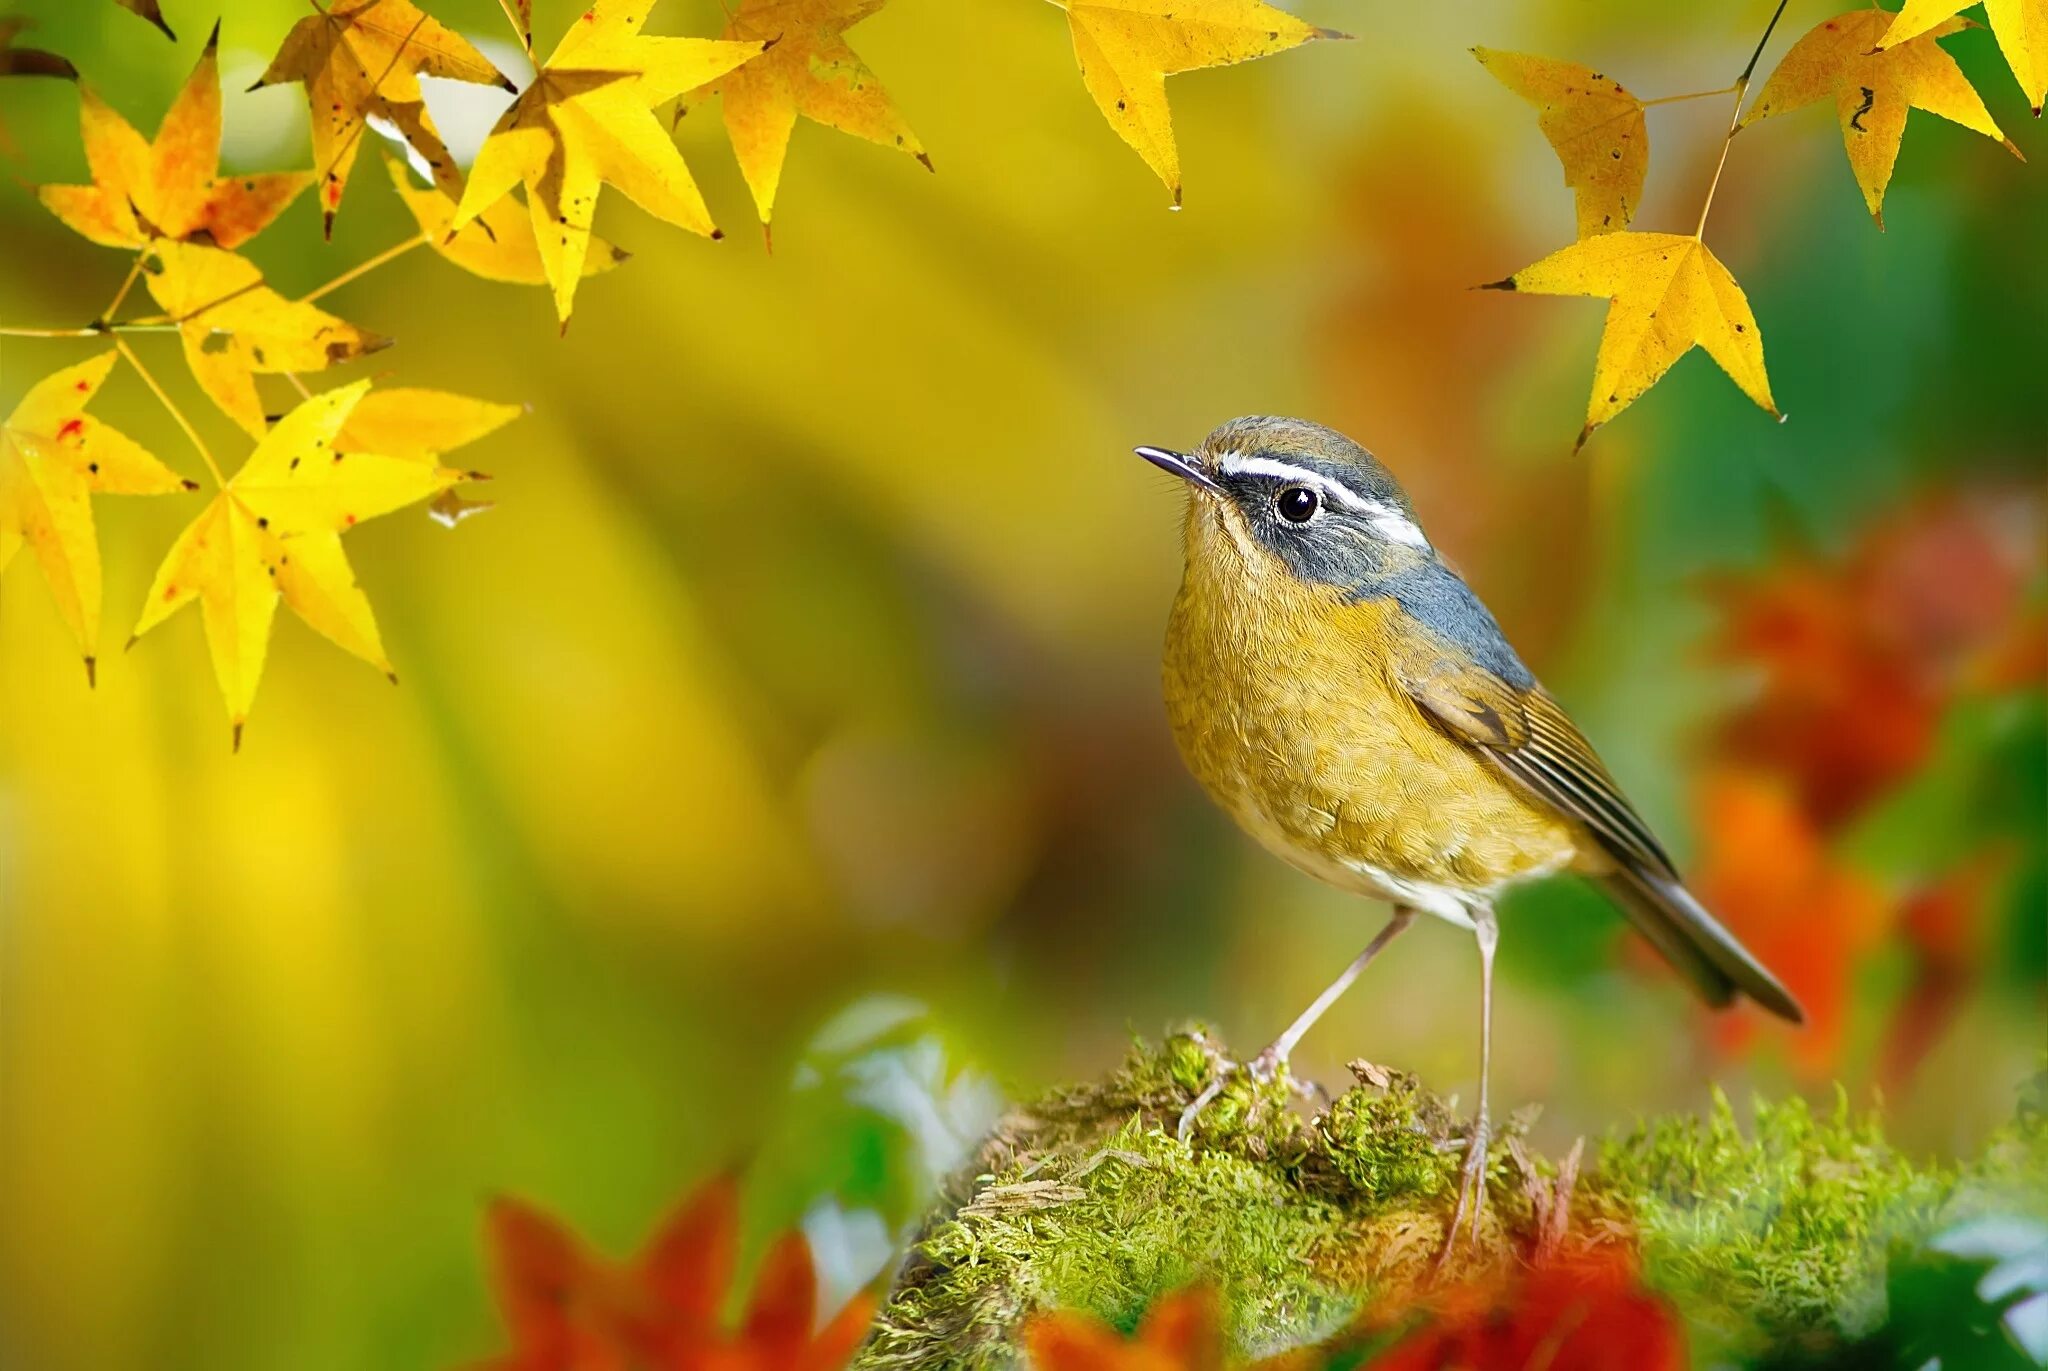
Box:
[0, 1, 2041, 1367]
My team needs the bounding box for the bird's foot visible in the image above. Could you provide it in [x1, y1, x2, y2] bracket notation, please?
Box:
[1175, 1043, 1314, 1143]
[1435, 1110, 1492, 1270]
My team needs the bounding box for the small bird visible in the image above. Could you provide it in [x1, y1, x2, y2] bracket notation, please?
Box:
[1140, 416, 1803, 1243]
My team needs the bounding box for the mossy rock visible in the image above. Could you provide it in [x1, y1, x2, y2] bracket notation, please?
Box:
[853, 1032, 2048, 1369]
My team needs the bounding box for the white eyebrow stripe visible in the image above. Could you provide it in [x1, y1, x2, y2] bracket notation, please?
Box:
[1215, 450, 1433, 549]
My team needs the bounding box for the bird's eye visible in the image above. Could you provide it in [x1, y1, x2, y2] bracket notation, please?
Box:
[1276, 486, 1320, 523]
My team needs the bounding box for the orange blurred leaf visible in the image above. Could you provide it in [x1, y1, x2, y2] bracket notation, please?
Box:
[253, 0, 515, 235]
[1742, 9, 2021, 229]
[1361, 1248, 1685, 1371]
[470, 1175, 874, 1371]
[39, 25, 310, 251]
[1687, 767, 1890, 1073]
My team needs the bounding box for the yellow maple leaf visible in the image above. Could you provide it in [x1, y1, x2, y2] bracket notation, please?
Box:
[333, 386, 522, 464]
[1052, 0, 1344, 206]
[1, 352, 194, 680]
[681, 0, 928, 238]
[385, 155, 628, 287]
[252, 0, 515, 236]
[1473, 49, 1646, 237]
[140, 240, 392, 439]
[1742, 8, 2021, 228]
[130, 380, 487, 747]
[451, 0, 768, 326]
[39, 24, 311, 251]
[1880, 0, 2047, 117]
[1483, 232, 1776, 449]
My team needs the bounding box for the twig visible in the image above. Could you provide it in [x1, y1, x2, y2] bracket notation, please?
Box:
[300, 233, 426, 303]
[97, 249, 148, 325]
[115, 336, 223, 488]
[1695, 0, 1790, 239]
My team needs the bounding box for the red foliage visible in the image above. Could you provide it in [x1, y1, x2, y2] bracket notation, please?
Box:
[1687, 767, 1890, 1072]
[469, 1176, 873, 1371]
[1361, 1248, 1685, 1371]
[1024, 1288, 1231, 1371]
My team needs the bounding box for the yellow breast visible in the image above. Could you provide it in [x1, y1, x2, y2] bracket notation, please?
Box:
[1162, 507, 1578, 906]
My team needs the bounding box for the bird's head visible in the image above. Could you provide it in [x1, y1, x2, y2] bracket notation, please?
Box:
[1137, 416, 1433, 590]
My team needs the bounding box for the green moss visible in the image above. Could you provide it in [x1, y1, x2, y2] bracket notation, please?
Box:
[853, 1038, 2047, 1369]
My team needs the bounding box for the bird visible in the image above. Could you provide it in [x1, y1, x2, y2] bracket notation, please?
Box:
[1138, 415, 1803, 1245]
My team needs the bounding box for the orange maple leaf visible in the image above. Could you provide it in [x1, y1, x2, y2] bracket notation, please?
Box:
[38, 23, 310, 251]
[1360, 1248, 1685, 1371]
[470, 1176, 873, 1371]
[1686, 767, 1890, 1073]
[1024, 1288, 1315, 1371]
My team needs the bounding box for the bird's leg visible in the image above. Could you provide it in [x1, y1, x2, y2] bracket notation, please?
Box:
[1178, 908, 1415, 1142]
[1441, 903, 1499, 1258]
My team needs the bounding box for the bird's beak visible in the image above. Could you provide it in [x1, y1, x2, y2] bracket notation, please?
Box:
[1135, 445, 1223, 494]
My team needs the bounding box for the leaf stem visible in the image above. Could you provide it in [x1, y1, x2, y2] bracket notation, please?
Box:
[1643, 83, 1740, 107]
[0, 323, 111, 338]
[116, 336, 223, 488]
[493, 0, 530, 54]
[300, 233, 426, 303]
[97, 249, 148, 325]
[1695, 0, 1789, 239]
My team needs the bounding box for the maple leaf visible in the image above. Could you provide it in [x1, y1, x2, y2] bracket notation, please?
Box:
[1880, 0, 2048, 117]
[110, 0, 175, 41]
[1687, 767, 1890, 1074]
[252, 0, 515, 236]
[139, 239, 392, 439]
[1024, 1287, 1228, 1371]
[1742, 9, 2022, 229]
[38, 24, 311, 252]
[0, 17, 77, 81]
[451, 1, 768, 327]
[1, 352, 194, 681]
[1053, 0, 1345, 206]
[1483, 232, 1776, 449]
[129, 380, 478, 747]
[471, 1175, 874, 1371]
[1360, 1249, 1684, 1371]
[384, 155, 629, 287]
[681, 0, 928, 238]
[1473, 49, 1646, 237]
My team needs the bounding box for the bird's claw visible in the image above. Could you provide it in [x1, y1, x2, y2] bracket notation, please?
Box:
[1435, 1111, 1492, 1271]
[1175, 1045, 1315, 1143]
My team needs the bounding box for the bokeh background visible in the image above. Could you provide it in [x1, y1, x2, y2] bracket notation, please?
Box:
[0, 1, 2042, 1367]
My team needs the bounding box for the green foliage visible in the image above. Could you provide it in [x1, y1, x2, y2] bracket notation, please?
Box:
[857, 1037, 2048, 1369]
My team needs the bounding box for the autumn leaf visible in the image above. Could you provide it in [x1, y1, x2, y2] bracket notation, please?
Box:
[110, 0, 175, 41]
[1, 352, 194, 680]
[471, 1175, 875, 1371]
[1688, 767, 1889, 1073]
[1742, 9, 2021, 229]
[1360, 1249, 1683, 1371]
[140, 239, 392, 438]
[0, 18, 77, 81]
[253, 0, 515, 236]
[1025, 1287, 1228, 1371]
[1880, 0, 2048, 116]
[334, 387, 522, 465]
[681, 0, 928, 238]
[38, 24, 311, 252]
[1483, 232, 1776, 449]
[129, 380, 477, 747]
[451, 0, 767, 327]
[384, 155, 628, 288]
[1053, 0, 1345, 206]
[1472, 49, 1646, 236]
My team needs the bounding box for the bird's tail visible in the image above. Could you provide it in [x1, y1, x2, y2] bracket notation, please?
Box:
[1599, 864, 1805, 1024]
